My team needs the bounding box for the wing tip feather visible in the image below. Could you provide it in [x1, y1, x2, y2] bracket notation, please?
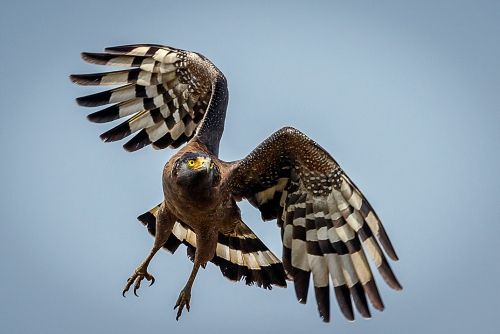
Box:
[86, 111, 117, 123]
[70, 74, 93, 85]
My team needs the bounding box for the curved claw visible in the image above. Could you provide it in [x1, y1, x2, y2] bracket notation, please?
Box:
[122, 269, 155, 298]
[175, 306, 184, 321]
[174, 289, 191, 321]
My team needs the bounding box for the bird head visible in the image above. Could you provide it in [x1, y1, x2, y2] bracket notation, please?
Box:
[172, 152, 218, 189]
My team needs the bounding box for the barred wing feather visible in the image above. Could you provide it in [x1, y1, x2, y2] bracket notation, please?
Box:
[70, 44, 217, 151]
[228, 127, 402, 322]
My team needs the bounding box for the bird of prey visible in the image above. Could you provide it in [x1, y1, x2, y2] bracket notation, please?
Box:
[70, 44, 402, 322]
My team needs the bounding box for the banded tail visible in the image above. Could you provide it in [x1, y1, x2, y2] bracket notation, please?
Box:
[138, 205, 287, 289]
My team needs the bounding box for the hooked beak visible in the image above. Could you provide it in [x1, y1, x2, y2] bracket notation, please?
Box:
[192, 157, 213, 172]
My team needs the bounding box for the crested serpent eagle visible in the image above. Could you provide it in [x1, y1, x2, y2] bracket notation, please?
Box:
[70, 44, 402, 322]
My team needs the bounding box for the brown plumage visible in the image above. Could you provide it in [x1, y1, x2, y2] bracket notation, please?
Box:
[71, 44, 402, 322]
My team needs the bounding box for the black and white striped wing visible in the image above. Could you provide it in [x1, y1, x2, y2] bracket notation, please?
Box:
[138, 205, 287, 289]
[228, 127, 402, 323]
[70, 44, 217, 151]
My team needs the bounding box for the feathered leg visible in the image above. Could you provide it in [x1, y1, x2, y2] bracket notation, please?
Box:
[123, 202, 175, 296]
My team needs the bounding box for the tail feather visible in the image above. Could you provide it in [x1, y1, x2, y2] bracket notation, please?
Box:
[214, 221, 286, 289]
[137, 205, 286, 289]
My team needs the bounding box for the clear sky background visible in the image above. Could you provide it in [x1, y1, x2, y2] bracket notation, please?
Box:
[1, 1, 499, 333]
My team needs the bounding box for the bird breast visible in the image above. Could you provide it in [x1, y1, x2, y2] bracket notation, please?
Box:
[163, 176, 226, 225]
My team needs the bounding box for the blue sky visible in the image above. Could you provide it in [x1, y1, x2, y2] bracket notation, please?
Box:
[1, 1, 499, 333]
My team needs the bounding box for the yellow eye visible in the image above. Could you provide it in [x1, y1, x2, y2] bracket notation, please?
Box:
[187, 159, 195, 167]
[210, 162, 214, 169]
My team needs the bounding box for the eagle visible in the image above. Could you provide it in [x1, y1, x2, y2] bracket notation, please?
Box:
[70, 44, 402, 323]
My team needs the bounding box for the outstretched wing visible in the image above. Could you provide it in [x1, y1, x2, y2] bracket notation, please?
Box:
[228, 127, 402, 323]
[138, 204, 286, 289]
[70, 44, 224, 152]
